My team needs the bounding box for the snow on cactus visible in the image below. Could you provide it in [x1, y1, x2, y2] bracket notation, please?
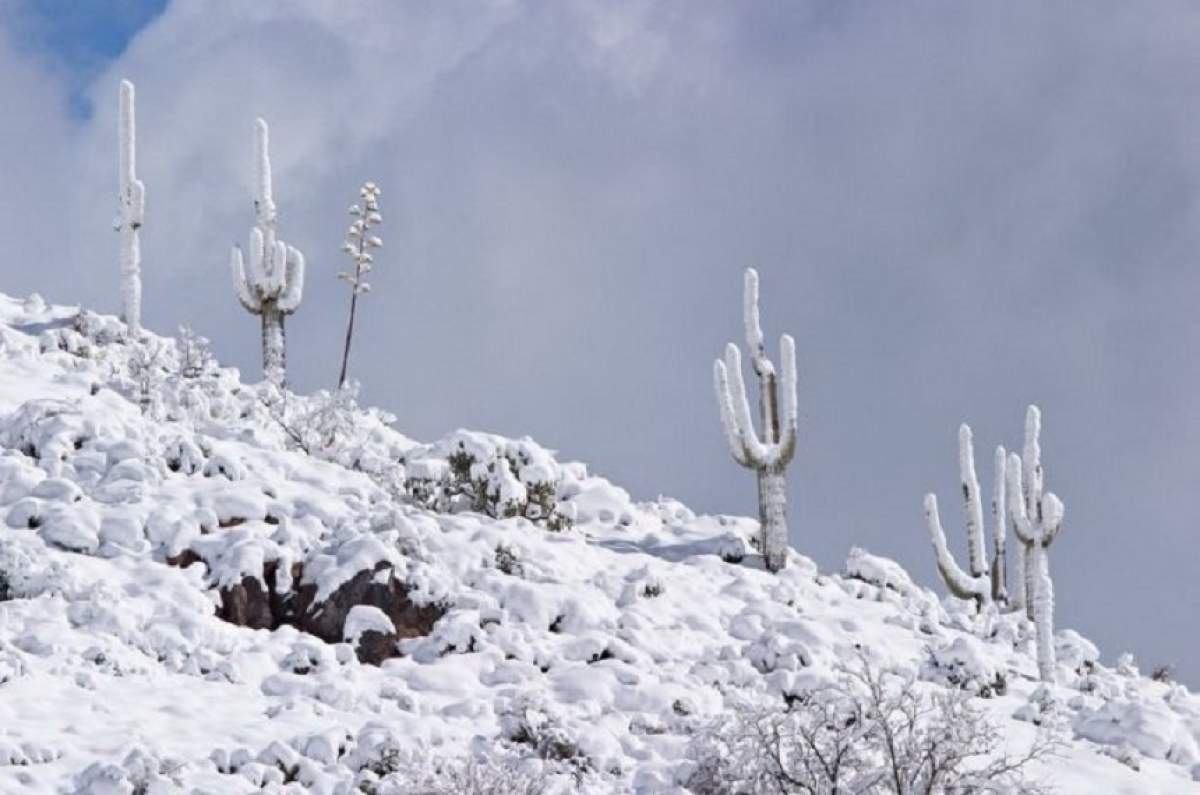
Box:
[924, 422, 1009, 607]
[230, 118, 305, 387]
[1007, 404, 1065, 683]
[712, 268, 798, 572]
[115, 79, 145, 336]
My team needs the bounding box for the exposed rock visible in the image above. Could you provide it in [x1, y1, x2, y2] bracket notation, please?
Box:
[205, 558, 444, 665]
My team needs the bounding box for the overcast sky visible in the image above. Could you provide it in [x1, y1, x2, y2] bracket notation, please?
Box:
[1, 0, 1198, 684]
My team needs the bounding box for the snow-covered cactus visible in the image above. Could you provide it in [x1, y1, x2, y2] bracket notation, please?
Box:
[1006, 405, 1065, 683]
[337, 181, 383, 387]
[713, 268, 798, 572]
[924, 424, 1008, 607]
[231, 118, 305, 386]
[116, 79, 145, 335]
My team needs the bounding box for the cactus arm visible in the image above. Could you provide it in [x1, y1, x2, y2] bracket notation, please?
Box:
[743, 268, 765, 359]
[775, 333, 798, 466]
[278, 246, 305, 313]
[1022, 404, 1043, 514]
[959, 424, 987, 577]
[254, 117, 275, 229]
[1006, 453, 1036, 547]
[990, 444, 1008, 604]
[1041, 492, 1064, 547]
[723, 343, 770, 465]
[925, 494, 988, 602]
[713, 358, 752, 467]
[267, 239, 287, 296]
[231, 246, 260, 313]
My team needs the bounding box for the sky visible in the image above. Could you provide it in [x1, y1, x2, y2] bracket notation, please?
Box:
[0, 1, 1198, 684]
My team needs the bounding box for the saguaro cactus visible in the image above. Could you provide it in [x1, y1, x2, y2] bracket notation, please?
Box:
[1006, 405, 1065, 683]
[231, 118, 305, 386]
[924, 424, 1008, 608]
[713, 268, 798, 572]
[116, 79, 145, 335]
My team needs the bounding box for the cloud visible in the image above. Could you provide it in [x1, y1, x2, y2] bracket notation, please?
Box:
[2, 0, 1200, 681]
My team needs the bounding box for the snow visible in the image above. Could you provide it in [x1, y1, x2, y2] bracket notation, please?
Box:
[0, 294, 1196, 793]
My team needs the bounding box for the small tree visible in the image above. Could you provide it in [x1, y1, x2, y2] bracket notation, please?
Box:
[115, 79, 145, 335]
[337, 182, 383, 388]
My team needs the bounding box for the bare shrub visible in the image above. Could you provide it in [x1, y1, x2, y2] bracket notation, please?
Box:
[686, 651, 1058, 794]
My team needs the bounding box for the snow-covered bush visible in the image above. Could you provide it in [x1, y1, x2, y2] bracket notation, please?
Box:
[685, 652, 1055, 794]
[712, 268, 798, 572]
[402, 431, 576, 530]
[921, 636, 1007, 698]
[230, 118, 305, 386]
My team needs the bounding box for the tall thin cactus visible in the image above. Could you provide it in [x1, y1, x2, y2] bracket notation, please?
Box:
[713, 268, 798, 572]
[924, 424, 1008, 608]
[231, 118, 305, 386]
[1007, 405, 1064, 683]
[116, 79, 145, 335]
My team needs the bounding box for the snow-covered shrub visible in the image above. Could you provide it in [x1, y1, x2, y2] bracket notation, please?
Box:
[1073, 696, 1200, 765]
[498, 694, 593, 778]
[72, 745, 186, 794]
[174, 325, 215, 380]
[686, 653, 1055, 794]
[126, 338, 166, 415]
[921, 636, 1007, 698]
[403, 432, 576, 531]
[263, 384, 404, 477]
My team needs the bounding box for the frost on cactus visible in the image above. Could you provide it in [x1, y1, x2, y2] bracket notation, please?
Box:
[712, 268, 798, 572]
[115, 79, 145, 336]
[230, 118, 305, 386]
[1006, 404, 1065, 684]
[924, 422, 1008, 608]
[402, 431, 576, 531]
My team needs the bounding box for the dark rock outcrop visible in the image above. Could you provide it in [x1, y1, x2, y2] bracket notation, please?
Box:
[169, 553, 446, 666]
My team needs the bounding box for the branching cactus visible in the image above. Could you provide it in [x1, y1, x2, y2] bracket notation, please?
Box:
[924, 424, 1008, 608]
[231, 118, 305, 386]
[116, 79, 145, 335]
[713, 268, 798, 572]
[1006, 405, 1065, 683]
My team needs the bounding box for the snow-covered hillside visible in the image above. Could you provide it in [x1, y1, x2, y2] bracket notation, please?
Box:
[0, 292, 1198, 794]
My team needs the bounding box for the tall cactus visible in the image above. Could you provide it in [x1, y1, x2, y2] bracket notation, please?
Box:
[116, 79, 145, 335]
[1006, 405, 1064, 683]
[713, 268, 798, 572]
[231, 118, 305, 386]
[924, 423, 1008, 607]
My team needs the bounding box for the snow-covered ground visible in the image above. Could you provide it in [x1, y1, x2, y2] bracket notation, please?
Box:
[0, 292, 1198, 793]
